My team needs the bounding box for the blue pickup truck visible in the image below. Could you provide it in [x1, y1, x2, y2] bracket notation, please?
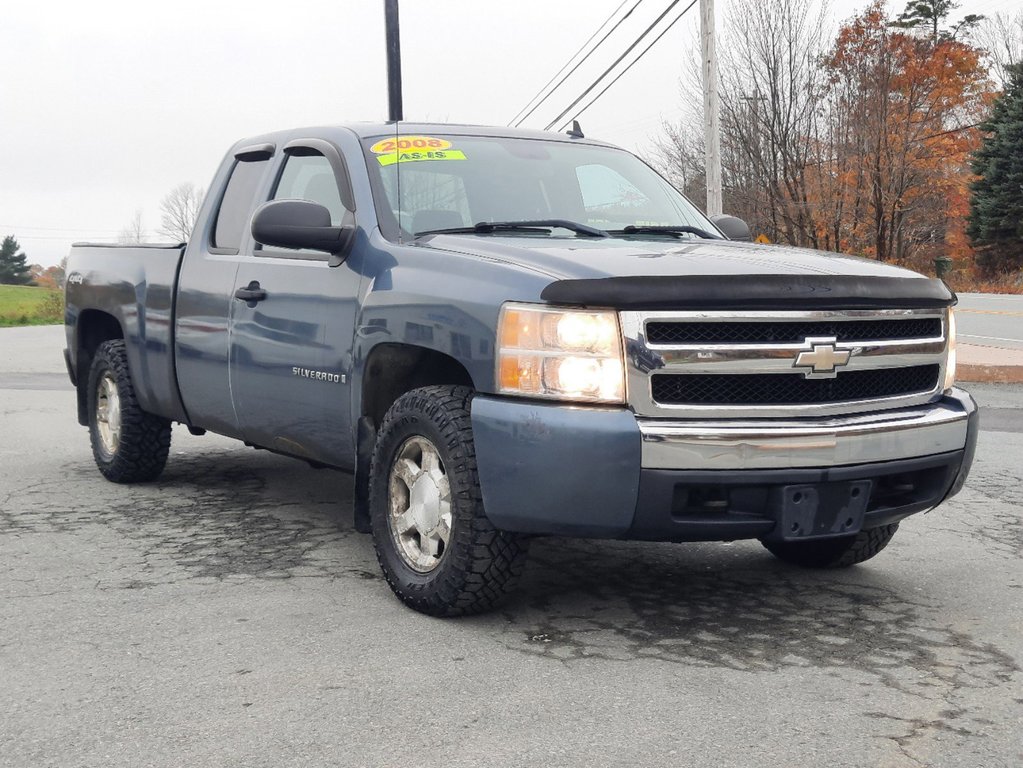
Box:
[64, 123, 976, 615]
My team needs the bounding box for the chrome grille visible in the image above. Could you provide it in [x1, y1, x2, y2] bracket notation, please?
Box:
[646, 317, 942, 345]
[621, 309, 950, 418]
[651, 365, 940, 406]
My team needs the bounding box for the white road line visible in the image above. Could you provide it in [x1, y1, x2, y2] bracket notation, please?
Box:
[961, 334, 1023, 344]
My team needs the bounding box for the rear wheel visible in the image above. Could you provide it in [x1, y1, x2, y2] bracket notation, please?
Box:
[761, 523, 900, 568]
[369, 385, 529, 616]
[87, 340, 172, 483]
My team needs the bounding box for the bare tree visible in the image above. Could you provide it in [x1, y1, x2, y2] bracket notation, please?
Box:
[721, 0, 835, 247]
[655, 0, 834, 246]
[56, 255, 68, 288]
[652, 119, 706, 210]
[973, 11, 1023, 86]
[159, 183, 204, 243]
[118, 210, 147, 245]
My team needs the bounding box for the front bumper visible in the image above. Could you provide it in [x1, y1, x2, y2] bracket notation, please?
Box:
[471, 388, 977, 541]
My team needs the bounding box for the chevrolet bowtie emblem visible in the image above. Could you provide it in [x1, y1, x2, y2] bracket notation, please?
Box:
[793, 337, 851, 378]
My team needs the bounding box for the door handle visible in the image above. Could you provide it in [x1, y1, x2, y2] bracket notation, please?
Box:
[234, 281, 267, 302]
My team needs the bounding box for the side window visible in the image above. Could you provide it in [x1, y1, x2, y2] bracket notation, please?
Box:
[272, 153, 344, 224]
[213, 159, 268, 252]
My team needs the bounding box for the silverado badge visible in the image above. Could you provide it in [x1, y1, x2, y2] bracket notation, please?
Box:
[292, 367, 345, 384]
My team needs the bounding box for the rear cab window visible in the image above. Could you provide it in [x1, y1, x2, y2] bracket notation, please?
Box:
[211, 159, 268, 253]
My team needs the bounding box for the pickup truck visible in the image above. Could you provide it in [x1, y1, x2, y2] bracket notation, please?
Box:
[64, 123, 977, 616]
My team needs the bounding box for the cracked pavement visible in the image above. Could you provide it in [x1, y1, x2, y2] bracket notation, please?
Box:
[1, 326, 1021, 767]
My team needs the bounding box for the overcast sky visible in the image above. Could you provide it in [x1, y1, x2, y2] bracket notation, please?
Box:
[1, 0, 1004, 267]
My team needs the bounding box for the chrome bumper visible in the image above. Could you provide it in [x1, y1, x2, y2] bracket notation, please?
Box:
[638, 389, 975, 471]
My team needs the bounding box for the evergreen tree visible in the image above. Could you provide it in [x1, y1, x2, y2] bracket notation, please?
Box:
[893, 1, 983, 42]
[968, 62, 1023, 275]
[0, 236, 33, 285]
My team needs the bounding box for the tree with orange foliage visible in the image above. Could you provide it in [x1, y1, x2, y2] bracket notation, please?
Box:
[822, 1, 991, 264]
[654, 0, 993, 271]
[32, 263, 67, 291]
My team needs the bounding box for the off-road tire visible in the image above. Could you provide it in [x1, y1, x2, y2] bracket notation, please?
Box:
[761, 523, 900, 568]
[369, 385, 530, 616]
[87, 339, 172, 483]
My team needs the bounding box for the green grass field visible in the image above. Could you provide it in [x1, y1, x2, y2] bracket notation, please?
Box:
[0, 284, 63, 326]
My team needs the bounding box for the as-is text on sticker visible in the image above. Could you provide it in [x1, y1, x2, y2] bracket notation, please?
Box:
[369, 136, 467, 166]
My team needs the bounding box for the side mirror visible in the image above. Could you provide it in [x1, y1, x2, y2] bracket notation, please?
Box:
[710, 214, 752, 242]
[251, 200, 354, 261]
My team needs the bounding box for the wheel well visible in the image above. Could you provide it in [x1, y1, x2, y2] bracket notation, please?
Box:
[75, 311, 124, 425]
[361, 343, 473, 428]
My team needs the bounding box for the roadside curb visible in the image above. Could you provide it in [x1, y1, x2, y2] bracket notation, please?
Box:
[957, 364, 1023, 384]
[957, 343, 1023, 384]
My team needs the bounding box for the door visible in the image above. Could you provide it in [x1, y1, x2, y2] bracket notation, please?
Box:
[228, 145, 363, 467]
[175, 151, 271, 438]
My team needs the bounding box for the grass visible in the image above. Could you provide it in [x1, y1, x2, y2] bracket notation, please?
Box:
[0, 284, 64, 327]
[944, 270, 1023, 294]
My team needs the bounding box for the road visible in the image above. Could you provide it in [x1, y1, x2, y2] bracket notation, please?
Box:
[957, 293, 1023, 352]
[1, 325, 1021, 768]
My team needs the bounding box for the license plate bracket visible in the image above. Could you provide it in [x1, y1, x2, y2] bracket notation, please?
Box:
[766, 480, 872, 542]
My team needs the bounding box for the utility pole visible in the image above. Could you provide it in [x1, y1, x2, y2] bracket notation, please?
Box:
[700, 0, 722, 216]
[384, 0, 403, 122]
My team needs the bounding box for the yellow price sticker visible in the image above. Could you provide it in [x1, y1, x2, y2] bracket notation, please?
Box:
[370, 136, 453, 154]
[377, 149, 467, 166]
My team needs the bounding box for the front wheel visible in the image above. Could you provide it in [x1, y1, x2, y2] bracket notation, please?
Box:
[87, 339, 172, 483]
[369, 385, 529, 616]
[761, 523, 900, 568]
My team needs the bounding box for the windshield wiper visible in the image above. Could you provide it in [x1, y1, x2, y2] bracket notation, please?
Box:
[415, 219, 609, 238]
[608, 225, 721, 240]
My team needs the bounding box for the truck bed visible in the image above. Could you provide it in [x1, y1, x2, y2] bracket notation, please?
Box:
[65, 243, 188, 424]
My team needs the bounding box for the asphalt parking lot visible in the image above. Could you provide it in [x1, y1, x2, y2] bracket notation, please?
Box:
[1, 325, 1021, 768]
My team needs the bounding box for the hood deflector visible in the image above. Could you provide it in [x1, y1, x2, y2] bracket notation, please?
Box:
[540, 275, 955, 311]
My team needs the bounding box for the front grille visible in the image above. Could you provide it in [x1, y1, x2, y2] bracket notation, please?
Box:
[651, 365, 940, 406]
[624, 309, 948, 417]
[646, 318, 942, 345]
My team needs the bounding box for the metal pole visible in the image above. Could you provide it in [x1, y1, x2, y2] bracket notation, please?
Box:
[384, 0, 403, 122]
[700, 0, 722, 216]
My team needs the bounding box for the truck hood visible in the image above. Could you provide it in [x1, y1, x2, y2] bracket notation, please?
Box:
[418, 234, 923, 281]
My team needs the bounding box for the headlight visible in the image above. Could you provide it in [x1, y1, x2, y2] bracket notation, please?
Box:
[497, 303, 625, 404]
[943, 307, 956, 391]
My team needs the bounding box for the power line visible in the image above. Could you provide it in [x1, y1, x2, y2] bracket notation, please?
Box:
[8, 235, 113, 241]
[0, 224, 122, 233]
[511, 0, 646, 128]
[917, 121, 984, 141]
[554, 0, 698, 132]
[794, 123, 986, 168]
[508, 0, 632, 127]
[968, 0, 1022, 18]
[543, 0, 687, 132]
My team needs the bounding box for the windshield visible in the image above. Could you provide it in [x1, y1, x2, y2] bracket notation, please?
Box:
[361, 133, 718, 240]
